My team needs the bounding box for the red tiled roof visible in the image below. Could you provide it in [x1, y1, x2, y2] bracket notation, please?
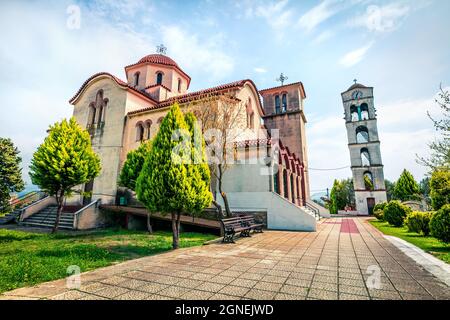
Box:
[125, 54, 191, 88]
[69, 72, 158, 105]
[145, 83, 172, 92]
[259, 82, 306, 98]
[127, 79, 253, 115]
[138, 54, 179, 67]
[70, 75, 264, 117]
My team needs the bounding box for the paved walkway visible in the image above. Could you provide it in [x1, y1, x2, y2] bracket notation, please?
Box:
[1, 218, 449, 300]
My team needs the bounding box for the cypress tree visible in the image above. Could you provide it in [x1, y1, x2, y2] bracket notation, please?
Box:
[136, 104, 211, 249]
[0, 138, 25, 214]
[29, 118, 101, 232]
[393, 169, 420, 201]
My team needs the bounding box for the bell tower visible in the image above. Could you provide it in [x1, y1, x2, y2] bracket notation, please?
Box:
[341, 82, 387, 215]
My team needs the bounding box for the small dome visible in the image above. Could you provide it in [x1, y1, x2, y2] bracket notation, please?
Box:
[137, 54, 179, 68]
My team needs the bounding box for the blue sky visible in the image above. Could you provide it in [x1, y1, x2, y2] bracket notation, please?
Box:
[0, 0, 449, 194]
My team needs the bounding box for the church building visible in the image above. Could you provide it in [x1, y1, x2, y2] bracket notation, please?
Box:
[67, 48, 319, 231]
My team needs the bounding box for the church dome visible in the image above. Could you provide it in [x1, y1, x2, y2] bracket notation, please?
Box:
[137, 54, 179, 68]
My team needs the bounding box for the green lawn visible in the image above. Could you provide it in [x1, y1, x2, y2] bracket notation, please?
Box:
[0, 228, 216, 294]
[369, 219, 450, 264]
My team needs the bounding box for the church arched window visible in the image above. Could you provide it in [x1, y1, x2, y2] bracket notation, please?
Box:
[282, 94, 287, 112]
[283, 169, 288, 199]
[360, 103, 369, 120]
[157, 117, 164, 124]
[361, 148, 371, 166]
[350, 105, 359, 122]
[274, 171, 280, 194]
[275, 95, 281, 114]
[364, 171, 374, 191]
[246, 99, 254, 129]
[156, 72, 163, 85]
[134, 72, 140, 87]
[136, 122, 145, 142]
[356, 126, 369, 143]
[290, 173, 295, 203]
[88, 103, 96, 126]
[144, 120, 152, 140]
[177, 78, 182, 93]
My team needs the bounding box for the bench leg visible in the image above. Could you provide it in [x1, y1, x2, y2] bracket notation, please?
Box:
[223, 232, 236, 243]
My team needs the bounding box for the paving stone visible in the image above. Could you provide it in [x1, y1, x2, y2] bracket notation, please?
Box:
[158, 286, 191, 298]
[279, 285, 308, 296]
[210, 275, 236, 285]
[138, 283, 168, 294]
[274, 293, 306, 300]
[95, 286, 129, 299]
[219, 285, 250, 297]
[209, 293, 240, 300]
[339, 284, 369, 296]
[245, 289, 276, 300]
[196, 282, 226, 293]
[116, 291, 151, 300]
[308, 288, 338, 300]
[368, 289, 402, 300]
[181, 290, 215, 300]
[253, 281, 283, 292]
[51, 290, 87, 300]
[261, 274, 288, 284]
[339, 293, 370, 300]
[230, 278, 258, 288]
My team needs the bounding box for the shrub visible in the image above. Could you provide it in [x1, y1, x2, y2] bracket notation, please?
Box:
[430, 170, 450, 210]
[430, 204, 450, 243]
[383, 200, 410, 227]
[405, 211, 433, 236]
[373, 202, 387, 213]
[373, 209, 384, 221]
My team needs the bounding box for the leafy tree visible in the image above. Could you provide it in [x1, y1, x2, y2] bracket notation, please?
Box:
[329, 179, 354, 214]
[419, 177, 431, 204]
[29, 118, 101, 233]
[119, 140, 152, 191]
[187, 94, 246, 217]
[430, 170, 450, 210]
[385, 179, 396, 201]
[184, 112, 213, 216]
[119, 140, 153, 232]
[417, 85, 450, 171]
[136, 104, 211, 249]
[393, 169, 420, 201]
[0, 138, 25, 214]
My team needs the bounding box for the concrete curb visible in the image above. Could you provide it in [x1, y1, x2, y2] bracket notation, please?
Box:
[384, 235, 450, 287]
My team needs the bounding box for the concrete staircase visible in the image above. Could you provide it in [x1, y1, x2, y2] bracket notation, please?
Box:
[301, 206, 320, 221]
[21, 205, 75, 230]
[0, 209, 21, 225]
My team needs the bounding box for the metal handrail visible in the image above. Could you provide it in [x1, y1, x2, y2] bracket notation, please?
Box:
[305, 203, 319, 218]
[73, 199, 101, 229]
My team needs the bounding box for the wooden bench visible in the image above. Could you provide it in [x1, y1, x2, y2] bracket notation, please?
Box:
[220, 215, 264, 243]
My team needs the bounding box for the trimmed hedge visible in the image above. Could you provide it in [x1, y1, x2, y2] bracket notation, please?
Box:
[383, 200, 410, 227]
[430, 204, 450, 243]
[405, 211, 433, 236]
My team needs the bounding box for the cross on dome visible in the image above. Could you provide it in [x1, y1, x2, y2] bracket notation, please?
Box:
[156, 44, 167, 55]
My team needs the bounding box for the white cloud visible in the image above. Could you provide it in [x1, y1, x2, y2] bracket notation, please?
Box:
[255, 0, 293, 31]
[339, 42, 374, 67]
[313, 30, 334, 44]
[298, 0, 342, 32]
[161, 26, 234, 80]
[254, 67, 267, 73]
[349, 3, 410, 32]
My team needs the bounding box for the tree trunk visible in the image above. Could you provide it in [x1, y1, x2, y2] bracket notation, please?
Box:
[212, 200, 223, 219]
[147, 213, 153, 234]
[218, 165, 232, 217]
[52, 191, 64, 234]
[171, 212, 179, 249]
